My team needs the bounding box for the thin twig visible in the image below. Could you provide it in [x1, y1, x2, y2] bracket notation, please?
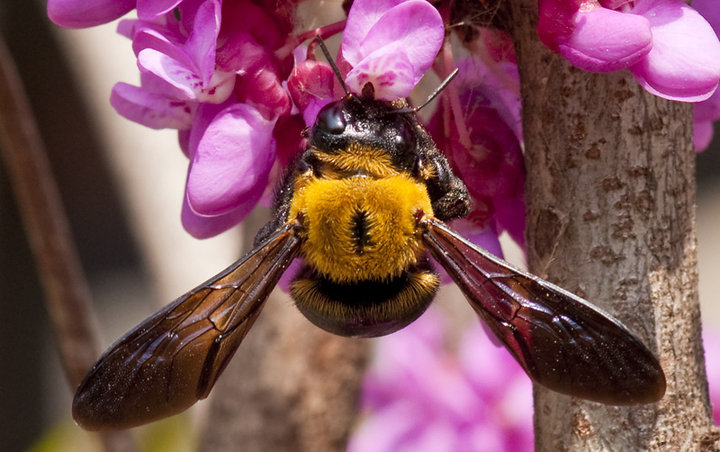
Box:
[0, 35, 136, 452]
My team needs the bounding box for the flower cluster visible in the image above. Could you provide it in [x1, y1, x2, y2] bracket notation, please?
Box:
[704, 329, 720, 424]
[428, 52, 525, 253]
[538, 0, 720, 101]
[348, 307, 534, 452]
[47, 0, 457, 238]
[537, 0, 720, 150]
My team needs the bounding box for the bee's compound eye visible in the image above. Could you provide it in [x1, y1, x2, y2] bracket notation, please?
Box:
[315, 101, 346, 135]
[391, 119, 417, 160]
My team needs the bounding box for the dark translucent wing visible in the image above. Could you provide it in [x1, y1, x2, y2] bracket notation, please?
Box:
[73, 222, 301, 430]
[422, 217, 665, 405]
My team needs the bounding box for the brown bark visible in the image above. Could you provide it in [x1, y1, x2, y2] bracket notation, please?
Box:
[199, 212, 369, 452]
[509, 1, 719, 450]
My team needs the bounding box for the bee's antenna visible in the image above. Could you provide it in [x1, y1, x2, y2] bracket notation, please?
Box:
[395, 68, 460, 114]
[316, 36, 350, 96]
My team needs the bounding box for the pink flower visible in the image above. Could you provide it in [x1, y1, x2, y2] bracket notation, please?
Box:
[109, 0, 294, 238]
[538, 0, 653, 73]
[341, 0, 444, 100]
[349, 308, 533, 452]
[691, 0, 720, 150]
[287, 57, 338, 126]
[110, 0, 232, 130]
[629, 0, 720, 102]
[538, 0, 720, 102]
[181, 102, 277, 237]
[46, 0, 192, 28]
[693, 90, 720, 152]
[704, 329, 720, 424]
[47, 0, 135, 28]
[428, 56, 526, 248]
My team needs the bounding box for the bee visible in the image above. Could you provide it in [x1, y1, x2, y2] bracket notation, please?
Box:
[72, 40, 666, 431]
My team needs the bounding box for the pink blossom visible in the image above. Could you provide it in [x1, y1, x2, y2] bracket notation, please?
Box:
[538, 0, 653, 73]
[183, 102, 276, 225]
[110, 0, 294, 237]
[629, 0, 720, 102]
[110, 0, 231, 129]
[349, 308, 533, 452]
[428, 57, 525, 248]
[341, 0, 444, 100]
[46, 0, 195, 28]
[538, 0, 720, 102]
[704, 329, 720, 424]
[47, 0, 135, 28]
[691, 0, 720, 150]
[693, 90, 720, 151]
[287, 59, 337, 126]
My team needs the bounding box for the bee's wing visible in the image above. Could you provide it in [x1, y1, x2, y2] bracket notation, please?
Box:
[72, 222, 301, 430]
[422, 217, 665, 405]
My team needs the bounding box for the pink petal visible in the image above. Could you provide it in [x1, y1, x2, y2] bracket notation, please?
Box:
[344, 0, 442, 67]
[454, 57, 522, 142]
[693, 118, 713, 152]
[216, 32, 268, 73]
[348, 403, 423, 452]
[186, 104, 277, 216]
[287, 60, 336, 115]
[180, 195, 250, 239]
[235, 67, 291, 119]
[47, 0, 134, 28]
[110, 82, 193, 129]
[183, 0, 221, 85]
[178, 129, 191, 157]
[342, 0, 407, 63]
[449, 117, 524, 200]
[345, 45, 416, 100]
[449, 219, 503, 258]
[629, 0, 720, 102]
[703, 329, 720, 424]
[131, 26, 189, 63]
[558, 7, 652, 72]
[136, 0, 183, 20]
[694, 89, 720, 122]
[459, 324, 524, 399]
[692, 0, 720, 39]
[342, 0, 443, 98]
[138, 49, 201, 100]
[537, 0, 584, 51]
[494, 195, 526, 248]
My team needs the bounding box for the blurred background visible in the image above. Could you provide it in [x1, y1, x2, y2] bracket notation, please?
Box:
[1, 2, 719, 451]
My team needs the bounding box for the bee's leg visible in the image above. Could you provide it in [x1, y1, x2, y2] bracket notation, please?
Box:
[423, 152, 471, 221]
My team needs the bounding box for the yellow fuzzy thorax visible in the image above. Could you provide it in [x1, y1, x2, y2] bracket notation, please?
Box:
[312, 143, 400, 178]
[289, 174, 433, 283]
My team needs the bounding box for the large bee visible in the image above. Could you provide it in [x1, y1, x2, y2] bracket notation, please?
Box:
[72, 44, 666, 431]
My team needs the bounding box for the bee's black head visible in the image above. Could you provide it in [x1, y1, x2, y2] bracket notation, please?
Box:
[309, 95, 420, 171]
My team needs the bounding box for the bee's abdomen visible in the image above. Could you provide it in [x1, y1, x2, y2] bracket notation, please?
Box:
[288, 175, 433, 283]
[291, 262, 439, 337]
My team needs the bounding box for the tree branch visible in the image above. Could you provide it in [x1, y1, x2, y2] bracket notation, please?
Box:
[509, 1, 719, 449]
[0, 35, 135, 452]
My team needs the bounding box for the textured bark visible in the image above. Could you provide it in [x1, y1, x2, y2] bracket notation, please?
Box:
[199, 212, 369, 452]
[509, 1, 719, 450]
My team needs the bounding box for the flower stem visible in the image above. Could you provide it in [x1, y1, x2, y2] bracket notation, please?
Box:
[440, 38, 472, 150]
[0, 36, 136, 451]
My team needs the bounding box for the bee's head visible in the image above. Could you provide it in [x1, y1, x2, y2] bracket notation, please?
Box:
[309, 95, 419, 171]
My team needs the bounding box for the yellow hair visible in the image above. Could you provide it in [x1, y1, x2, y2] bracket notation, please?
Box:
[312, 143, 400, 179]
[289, 174, 433, 283]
